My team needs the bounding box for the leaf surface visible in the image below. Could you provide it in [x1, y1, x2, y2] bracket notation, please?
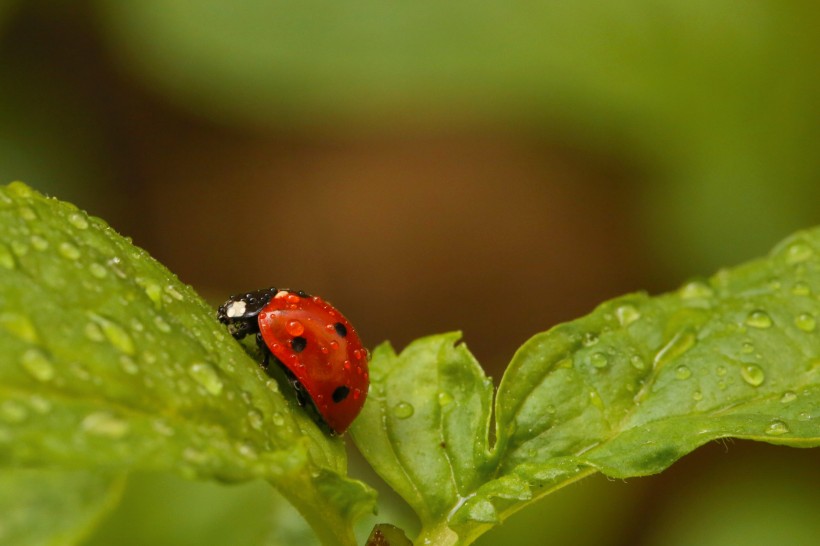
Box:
[353, 228, 820, 545]
[0, 182, 374, 546]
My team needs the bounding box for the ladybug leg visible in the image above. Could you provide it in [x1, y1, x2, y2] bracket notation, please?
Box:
[256, 333, 271, 370]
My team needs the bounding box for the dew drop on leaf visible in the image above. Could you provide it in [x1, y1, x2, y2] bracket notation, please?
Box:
[0, 400, 28, 424]
[740, 341, 755, 354]
[780, 391, 797, 404]
[393, 401, 414, 419]
[58, 241, 81, 261]
[0, 243, 15, 269]
[20, 348, 55, 382]
[678, 280, 714, 300]
[271, 412, 285, 426]
[89, 262, 108, 278]
[692, 391, 703, 401]
[588, 390, 604, 410]
[30, 234, 48, 251]
[188, 363, 224, 395]
[716, 365, 727, 376]
[154, 316, 172, 333]
[675, 365, 692, 380]
[784, 241, 813, 264]
[83, 322, 105, 342]
[745, 310, 773, 329]
[792, 281, 811, 296]
[248, 409, 264, 430]
[582, 332, 599, 347]
[630, 355, 646, 370]
[68, 213, 89, 230]
[590, 352, 609, 369]
[740, 364, 765, 387]
[615, 304, 641, 326]
[0, 312, 39, 343]
[798, 412, 811, 421]
[794, 313, 816, 332]
[81, 412, 130, 438]
[765, 420, 790, 436]
[119, 355, 139, 375]
[437, 391, 454, 406]
[90, 314, 135, 355]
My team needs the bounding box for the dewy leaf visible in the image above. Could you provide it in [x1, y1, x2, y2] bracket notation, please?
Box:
[0, 469, 124, 546]
[0, 182, 375, 546]
[352, 228, 820, 545]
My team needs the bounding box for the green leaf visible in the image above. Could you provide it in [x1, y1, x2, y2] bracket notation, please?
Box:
[0, 469, 124, 546]
[352, 228, 820, 545]
[0, 182, 375, 546]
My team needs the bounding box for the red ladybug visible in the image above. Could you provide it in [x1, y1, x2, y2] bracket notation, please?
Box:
[218, 288, 368, 434]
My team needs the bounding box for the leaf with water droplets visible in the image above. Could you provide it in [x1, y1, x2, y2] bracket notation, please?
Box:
[0, 182, 374, 546]
[0, 469, 124, 546]
[352, 228, 820, 545]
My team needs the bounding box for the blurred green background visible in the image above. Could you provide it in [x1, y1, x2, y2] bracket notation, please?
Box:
[1, 1, 818, 544]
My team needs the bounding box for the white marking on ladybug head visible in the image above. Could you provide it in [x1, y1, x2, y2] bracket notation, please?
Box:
[226, 300, 247, 318]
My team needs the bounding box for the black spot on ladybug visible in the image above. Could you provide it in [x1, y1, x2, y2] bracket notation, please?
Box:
[334, 322, 348, 337]
[291, 336, 307, 353]
[332, 385, 350, 403]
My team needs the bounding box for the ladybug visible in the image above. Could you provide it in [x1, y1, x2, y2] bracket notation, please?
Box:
[217, 288, 368, 434]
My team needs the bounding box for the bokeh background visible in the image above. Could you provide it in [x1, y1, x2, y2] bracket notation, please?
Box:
[2, 1, 819, 545]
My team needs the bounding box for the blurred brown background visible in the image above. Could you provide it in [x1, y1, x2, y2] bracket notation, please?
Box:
[2, 1, 819, 545]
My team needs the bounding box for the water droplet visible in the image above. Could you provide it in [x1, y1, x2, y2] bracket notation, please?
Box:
[19, 206, 37, 221]
[30, 234, 49, 251]
[154, 316, 172, 333]
[0, 312, 39, 343]
[271, 412, 285, 426]
[20, 349, 55, 382]
[89, 262, 108, 278]
[630, 355, 646, 370]
[798, 411, 811, 421]
[140, 280, 162, 306]
[675, 365, 692, 380]
[794, 313, 816, 332]
[765, 420, 789, 436]
[29, 395, 51, 414]
[0, 243, 15, 269]
[7, 182, 34, 198]
[582, 332, 599, 347]
[89, 315, 135, 355]
[84, 322, 105, 342]
[679, 280, 714, 300]
[0, 401, 28, 424]
[68, 213, 89, 230]
[588, 390, 604, 410]
[692, 391, 703, 401]
[58, 241, 80, 260]
[740, 364, 765, 387]
[152, 419, 175, 436]
[107, 257, 126, 278]
[745, 310, 773, 329]
[590, 352, 609, 369]
[286, 320, 305, 336]
[189, 363, 223, 395]
[716, 365, 727, 376]
[248, 409, 264, 430]
[165, 285, 184, 301]
[437, 391, 454, 406]
[394, 401, 414, 419]
[653, 329, 696, 369]
[616, 304, 641, 327]
[784, 241, 813, 264]
[11, 240, 28, 256]
[81, 412, 129, 438]
[740, 341, 755, 354]
[119, 355, 139, 375]
[780, 391, 797, 404]
[792, 282, 811, 296]
[717, 380, 727, 390]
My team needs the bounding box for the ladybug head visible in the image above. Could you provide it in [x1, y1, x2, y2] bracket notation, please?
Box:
[217, 287, 278, 339]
